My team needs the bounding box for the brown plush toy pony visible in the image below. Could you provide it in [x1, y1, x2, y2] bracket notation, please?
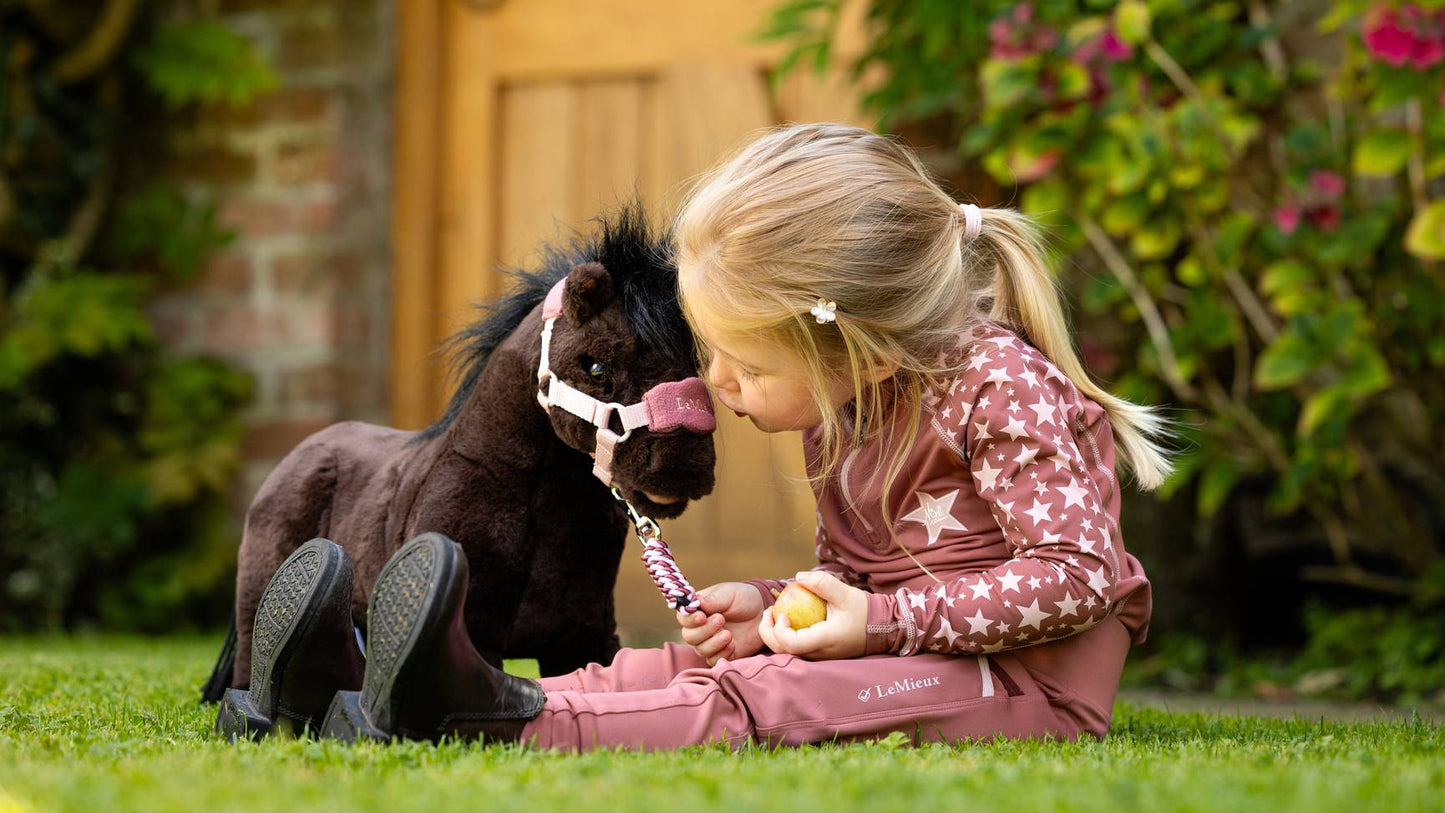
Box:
[201, 205, 717, 709]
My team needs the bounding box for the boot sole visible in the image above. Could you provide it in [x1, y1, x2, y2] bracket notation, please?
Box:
[323, 533, 461, 742]
[216, 538, 346, 741]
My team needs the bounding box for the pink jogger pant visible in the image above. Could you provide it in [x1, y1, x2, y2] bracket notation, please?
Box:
[521, 615, 1131, 751]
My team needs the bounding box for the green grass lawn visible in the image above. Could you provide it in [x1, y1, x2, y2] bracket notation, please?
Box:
[1, 637, 1441, 813]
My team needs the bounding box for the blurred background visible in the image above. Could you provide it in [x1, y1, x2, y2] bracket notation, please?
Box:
[2, 0, 1442, 706]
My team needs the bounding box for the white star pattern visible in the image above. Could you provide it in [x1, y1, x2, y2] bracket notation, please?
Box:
[973, 458, 1002, 493]
[901, 490, 968, 546]
[1017, 598, 1050, 630]
[1002, 417, 1030, 441]
[1057, 478, 1090, 510]
[933, 616, 962, 647]
[997, 570, 1023, 594]
[984, 367, 1014, 388]
[1023, 498, 1054, 527]
[1028, 396, 1059, 426]
[963, 609, 995, 636]
[1054, 592, 1081, 617]
[807, 322, 1131, 658]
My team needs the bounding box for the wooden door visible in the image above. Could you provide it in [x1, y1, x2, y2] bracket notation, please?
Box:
[392, 0, 872, 634]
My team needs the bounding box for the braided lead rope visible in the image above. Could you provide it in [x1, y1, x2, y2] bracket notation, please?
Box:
[611, 487, 701, 613]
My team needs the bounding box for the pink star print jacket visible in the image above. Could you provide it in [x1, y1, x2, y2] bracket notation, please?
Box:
[750, 320, 1152, 657]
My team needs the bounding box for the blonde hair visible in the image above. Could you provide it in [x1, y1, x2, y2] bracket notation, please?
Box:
[675, 123, 1175, 541]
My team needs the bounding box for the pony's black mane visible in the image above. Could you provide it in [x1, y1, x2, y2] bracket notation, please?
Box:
[416, 203, 690, 442]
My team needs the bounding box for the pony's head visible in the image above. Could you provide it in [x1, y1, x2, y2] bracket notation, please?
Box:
[423, 204, 715, 520]
[539, 258, 716, 518]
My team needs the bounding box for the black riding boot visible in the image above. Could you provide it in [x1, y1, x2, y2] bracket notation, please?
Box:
[319, 532, 545, 743]
[216, 538, 365, 740]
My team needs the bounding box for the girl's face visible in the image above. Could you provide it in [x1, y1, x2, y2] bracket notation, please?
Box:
[692, 322, 852, 433]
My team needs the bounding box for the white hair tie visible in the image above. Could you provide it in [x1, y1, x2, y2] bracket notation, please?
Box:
[960, 203, 983, 242]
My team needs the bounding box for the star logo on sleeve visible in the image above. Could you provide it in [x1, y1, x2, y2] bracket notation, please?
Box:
[902, 490, 968, 546]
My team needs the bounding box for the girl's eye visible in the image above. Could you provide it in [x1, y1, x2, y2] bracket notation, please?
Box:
[740, 367, 760, 381]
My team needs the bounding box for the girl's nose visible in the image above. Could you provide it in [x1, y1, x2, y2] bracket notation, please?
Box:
[705, 357, 731, 391]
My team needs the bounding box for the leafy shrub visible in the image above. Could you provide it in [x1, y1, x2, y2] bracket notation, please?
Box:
[767, 0, 1445, 597]
[0, 3, 272, 630]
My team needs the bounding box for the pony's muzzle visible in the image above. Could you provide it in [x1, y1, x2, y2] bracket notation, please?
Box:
[642, 378, 715, 435]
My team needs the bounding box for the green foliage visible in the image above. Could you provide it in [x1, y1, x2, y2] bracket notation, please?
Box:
[132, 21, 278, 107]
[0, 5, 267, 630]
[1125, 587, 1445, 708]
[767, 0, 1445, 589]
[3, 638, 1445, 813]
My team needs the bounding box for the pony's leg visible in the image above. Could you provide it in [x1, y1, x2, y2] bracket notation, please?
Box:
[232, 440, 338, 687]
[535, 630, 621, 678]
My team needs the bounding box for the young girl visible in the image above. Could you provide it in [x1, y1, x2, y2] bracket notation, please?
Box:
[310, 122, 1172, 749]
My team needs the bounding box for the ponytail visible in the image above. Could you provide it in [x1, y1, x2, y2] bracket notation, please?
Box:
[973, 207, 1177, 490]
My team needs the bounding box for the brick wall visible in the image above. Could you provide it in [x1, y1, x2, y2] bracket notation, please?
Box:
[148, 0, 394, 509]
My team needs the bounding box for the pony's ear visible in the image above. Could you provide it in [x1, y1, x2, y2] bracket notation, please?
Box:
[563, 262, 615, 323]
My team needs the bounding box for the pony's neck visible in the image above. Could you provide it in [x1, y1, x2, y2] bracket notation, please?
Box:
[444, 309, 555, 467]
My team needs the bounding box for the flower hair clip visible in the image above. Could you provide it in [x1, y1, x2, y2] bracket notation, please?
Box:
[810, 299, 838, 325]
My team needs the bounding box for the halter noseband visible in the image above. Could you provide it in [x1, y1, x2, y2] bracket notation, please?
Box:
[535, 278, 716, 486]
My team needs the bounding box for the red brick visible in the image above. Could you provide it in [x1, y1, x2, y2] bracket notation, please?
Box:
[187, 252, 255, 297]
[272, 249, 361, 295]
[269, 139, 339, 185]
[164, 145, 259, 185]
[219, 196, 338, 238]
[277, 20, 341, 71]
[219, 0, 339, 13]
[242, 418, 335, 459]
[202, 306, 265, 351]
[334, 302, 372, 345]
[196, 88, 333, 129]
[147, 302, 196, 347]
[278, 363, 342, 405]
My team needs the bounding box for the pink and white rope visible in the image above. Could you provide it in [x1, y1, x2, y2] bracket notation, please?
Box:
[640, 535, 700, 612]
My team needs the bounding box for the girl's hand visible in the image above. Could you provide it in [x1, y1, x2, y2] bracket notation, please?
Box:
[676, 582, 766, 666]
[757, 571, 868, 660]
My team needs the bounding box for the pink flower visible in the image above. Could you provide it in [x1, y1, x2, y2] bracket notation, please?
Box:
[1306, 204, 1342, 232]
[1309, 170, 1346, 199]
[989, 3, 1060, 61]
[1274, 205, 1301, 235]
[1100, 31, 1135, 62]
[1362, 5, 1445, 70]
[1015, 149, 1062, 182]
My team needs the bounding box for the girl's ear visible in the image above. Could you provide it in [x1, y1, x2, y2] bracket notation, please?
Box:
[862, 354, 900, 385]
[563, 262, 615, 323]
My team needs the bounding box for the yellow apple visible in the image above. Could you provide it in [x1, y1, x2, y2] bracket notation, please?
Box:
[773, 583, 828, 630]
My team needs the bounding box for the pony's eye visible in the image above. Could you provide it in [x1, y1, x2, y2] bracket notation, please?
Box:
[584, 358, 610, 382]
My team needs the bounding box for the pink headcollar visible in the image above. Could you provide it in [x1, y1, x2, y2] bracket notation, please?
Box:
[536, 279, 716, 486]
